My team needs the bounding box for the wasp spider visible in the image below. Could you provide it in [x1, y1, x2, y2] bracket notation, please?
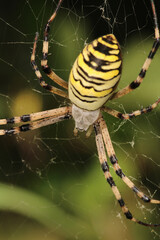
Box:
[0, 0, 160, 227]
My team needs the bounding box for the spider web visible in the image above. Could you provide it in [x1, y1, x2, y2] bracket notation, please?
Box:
[0, 0, 160, 239]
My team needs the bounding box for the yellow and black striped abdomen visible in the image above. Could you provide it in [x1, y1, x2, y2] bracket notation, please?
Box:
[68, 34, 122, 111]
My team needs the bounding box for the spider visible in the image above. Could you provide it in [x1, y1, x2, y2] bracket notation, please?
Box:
[0, 0, 160, 227]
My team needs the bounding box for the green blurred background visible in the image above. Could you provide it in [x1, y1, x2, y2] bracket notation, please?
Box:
[0, 0, 160, 239]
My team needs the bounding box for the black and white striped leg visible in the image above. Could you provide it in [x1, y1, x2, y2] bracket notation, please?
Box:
[98, 117, 160, 205]
[94, 120, 160, 227]
[0, 106, 72, 136]
[31, 33, 68, 99]
[111, 0, 159, 100]
[41, 0, 68, 90]
[102, 98, 160, 120]
[0, 106, 71, 126]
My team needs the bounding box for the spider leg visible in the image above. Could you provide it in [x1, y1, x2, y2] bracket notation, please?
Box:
[31, 33, 68, 99]
[0, 106, 71, 125]
[101, 98, 160, 120]
[111, 0, 159, 100]
[98, 116, 160, 204]
[41, 0, 68, 90]
[86, 125, 94, 138]
[0, 106, 72, 135]
[94, 120, 160, 227]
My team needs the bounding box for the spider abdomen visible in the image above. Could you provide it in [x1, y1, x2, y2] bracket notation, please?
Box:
[68, 34, 122, 111]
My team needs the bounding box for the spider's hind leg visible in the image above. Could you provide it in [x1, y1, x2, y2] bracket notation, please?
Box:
[41, 0, 68, 90]
[111, 0, 160, 100]
[101, 98, 160, 120]
[31, 33, 68, 98]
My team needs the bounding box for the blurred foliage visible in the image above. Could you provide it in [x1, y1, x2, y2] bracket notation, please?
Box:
[0, 0, 160, 240]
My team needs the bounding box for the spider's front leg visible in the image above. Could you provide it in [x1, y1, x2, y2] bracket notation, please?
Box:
[0, 106, 72, 135]
[98, 116, 160, 205]
[94, 119, 160, 227]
